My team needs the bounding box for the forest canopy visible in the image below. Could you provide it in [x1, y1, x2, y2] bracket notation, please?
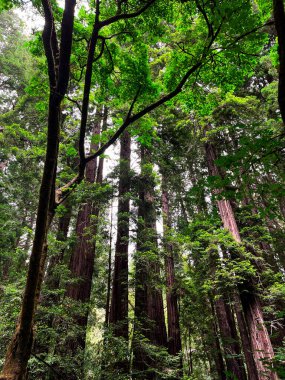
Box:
[0, 0, 285, 379]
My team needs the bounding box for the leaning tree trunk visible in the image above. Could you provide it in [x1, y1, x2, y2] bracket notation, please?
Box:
[161, 176, 182, 357]
[205, 140, 278, 380]
[132, 145, 167, 379]
[109, 130, 131, 339]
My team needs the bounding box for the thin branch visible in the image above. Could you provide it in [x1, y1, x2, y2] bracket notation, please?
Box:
[98, 30, 133, 40]
[195, 0, 213, 39]
[103, 41, 115, 73]
[94, 37, 105, 63]
[31, 353, 64, 379]
[66, 96, 82, 112]
[85, 61, 202, 164]
[99, 0, 156, 28]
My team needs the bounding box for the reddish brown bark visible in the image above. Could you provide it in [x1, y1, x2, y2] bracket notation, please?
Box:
[109, 130, 131, 339]
[161, 176, 182, 357]
[205, 140, 278, 380]
[66, 110, 105, 351]
[214, 296, 246, 380]
[233, 293, 260, 380]
[209, 250, 246, 380]
[209, 300, 227, 380]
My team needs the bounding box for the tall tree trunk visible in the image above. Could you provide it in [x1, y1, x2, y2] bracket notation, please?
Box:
[205, 140, 278, 380]
[214, 296, 246, 380]
[209, 251, 247, 380]
[109, 130, 131, 339]
[65, 109, 106, 359]
[0, 2, 76, 377]
[161, 176, 182, 357]
[132, 146, 167, 379]
[105, 203, 113, 327]
[233, 293, 260, 380]
[209, 300, 227, 380]
[0, 98, 61, 380]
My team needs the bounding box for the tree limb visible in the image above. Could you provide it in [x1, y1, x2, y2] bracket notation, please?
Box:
[99, 0, 156, 28]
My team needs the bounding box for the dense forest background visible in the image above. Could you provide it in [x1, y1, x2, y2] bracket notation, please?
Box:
[0, 0, 285, 379]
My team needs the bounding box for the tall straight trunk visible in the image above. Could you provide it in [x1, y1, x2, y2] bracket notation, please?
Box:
[233, 293, 260, 380]
[214, 296, 246, 380]
[161, 176, 182, 356]
[209, 251, 246, 380]
[132, 146, 167, 379]
[209, 300, 227, 380]
[105, 204, 113, 327]
[65, 109, 106, 355]
[109, 130, 131, 339]
[205, 140, 278, 380]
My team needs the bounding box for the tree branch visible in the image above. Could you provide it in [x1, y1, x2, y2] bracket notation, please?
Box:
[85, 61, 202, 164]
[99, 0, 156, 28]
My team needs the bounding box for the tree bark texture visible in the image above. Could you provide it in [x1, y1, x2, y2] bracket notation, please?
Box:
[0, 1, 76, 377]
[0, 96, 61, 380]
[233, 293, 260, 380]
[214, 296, 247, 380]
[109, 130, 131, 339]
[132, 146, 167, 379]
[161, 176, 182, 356]
[209, 300, 227, 380]
[65, 111, 104, 354]
[205, 140, 278, 380]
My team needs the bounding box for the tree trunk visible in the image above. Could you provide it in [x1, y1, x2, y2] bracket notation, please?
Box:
[233, 293, 260, 380]
[65, 109, 106, 358]
[209, 250, 246, 380]
[0, 95, 62, 380]
[209, 300, 227, 380]
[109, 130, 131, 339]
[132, 146, 167, 379]
[105, 203, 113, 327]
[161, 176, 182, 357]
[214, 296, 246, 380]
[0, 2, 77, 377]
[205, 140, 278, 380]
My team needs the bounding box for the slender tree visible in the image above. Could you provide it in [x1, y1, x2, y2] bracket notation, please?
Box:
[109, 130, 131, 339]
[161, 175, 182, 357]
[132, 145, 167, 379]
